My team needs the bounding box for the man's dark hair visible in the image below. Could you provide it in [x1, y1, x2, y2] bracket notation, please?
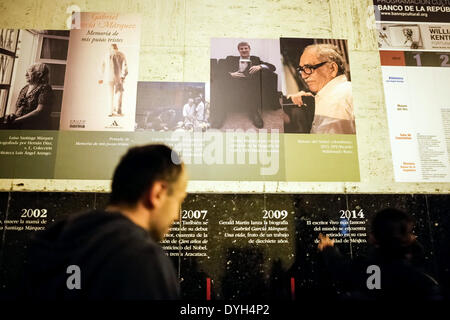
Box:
[109, 144, 182, 206]
[371, 208, 415, 257]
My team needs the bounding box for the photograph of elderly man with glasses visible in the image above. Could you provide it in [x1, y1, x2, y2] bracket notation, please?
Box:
[281, 40, 355, 135]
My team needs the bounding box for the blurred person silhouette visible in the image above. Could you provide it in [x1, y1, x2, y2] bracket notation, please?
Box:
[195, 97, 205, 123]
[21, 144, 187, 300]
[182, 98, 196, 128]
[317, 208, 442, 300]
[98, 44, 128, 117]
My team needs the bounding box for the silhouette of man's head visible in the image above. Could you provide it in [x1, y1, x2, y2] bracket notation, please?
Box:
[109, 144, 187, 241]
[371, 208, 416, 257]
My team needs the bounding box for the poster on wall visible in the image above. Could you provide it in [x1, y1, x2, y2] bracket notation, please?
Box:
[0, 21, 360, 182]
[0, 29, 69, 131]
[205, 37, 359, 182]
[0, 29, 69, 178]
[374, 1, 450, 182]
[59, 12, 141, 132]
[279, 37, 359, 182]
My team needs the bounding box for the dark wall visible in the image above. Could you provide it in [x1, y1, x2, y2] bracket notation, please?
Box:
[0, 192, 448, 300]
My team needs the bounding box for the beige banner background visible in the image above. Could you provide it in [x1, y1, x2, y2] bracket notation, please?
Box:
[0, 0, 449, 194]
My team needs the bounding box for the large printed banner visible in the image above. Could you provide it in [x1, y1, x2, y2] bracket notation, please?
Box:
[0, 13, 360, 183]
[374, 1, 450, 182]
[59, 12, 141, 131]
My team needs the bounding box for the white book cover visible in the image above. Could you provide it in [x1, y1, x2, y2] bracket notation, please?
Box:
[60, 12, 141, 131]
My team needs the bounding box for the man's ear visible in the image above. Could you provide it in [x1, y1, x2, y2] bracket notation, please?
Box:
[144, 181, 168, 210]
[329, 61, 339, 78]
[368, 233, 378, 246]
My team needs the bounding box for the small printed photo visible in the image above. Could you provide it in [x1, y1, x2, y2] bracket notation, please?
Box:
[135, 82, 207, 132]
[0, 29, 69, 130]
[280, 38, 355, 134]
[210, 38, 284, 132]
[377, 23, 424, 49]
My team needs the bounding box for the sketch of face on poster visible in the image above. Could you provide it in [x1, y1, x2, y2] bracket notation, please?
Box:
[377, 23, 423, 49]
[402, 28, 420, 49]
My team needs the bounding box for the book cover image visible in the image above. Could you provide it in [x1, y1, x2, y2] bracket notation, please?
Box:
[59, 13, 141, 131]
